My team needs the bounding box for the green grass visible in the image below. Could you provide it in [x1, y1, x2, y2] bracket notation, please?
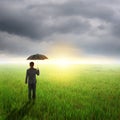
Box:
[0, 64, 120, 120]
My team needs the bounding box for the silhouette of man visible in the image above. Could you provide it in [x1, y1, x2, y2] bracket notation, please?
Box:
[25, 62, 39, 100]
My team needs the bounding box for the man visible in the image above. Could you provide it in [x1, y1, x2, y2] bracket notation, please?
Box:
[25, 62, 40, 100]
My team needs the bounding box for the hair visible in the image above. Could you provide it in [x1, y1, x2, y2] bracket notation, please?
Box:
[30, 62, 34, 67]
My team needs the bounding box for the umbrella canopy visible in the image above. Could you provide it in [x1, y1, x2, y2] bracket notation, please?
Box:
[27, 54, 48, 60]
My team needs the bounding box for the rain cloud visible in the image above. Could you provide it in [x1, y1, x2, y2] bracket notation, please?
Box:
[0, 0, 120, 59]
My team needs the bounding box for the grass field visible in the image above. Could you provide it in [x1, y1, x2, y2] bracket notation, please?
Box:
[0, 64, 120, 120]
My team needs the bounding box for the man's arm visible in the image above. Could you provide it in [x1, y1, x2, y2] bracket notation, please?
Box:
[36, 69, 40, 76]
[25, 70, 28, 84]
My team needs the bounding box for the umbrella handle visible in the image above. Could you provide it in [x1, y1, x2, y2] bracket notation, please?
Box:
[36, 60, 39, 69]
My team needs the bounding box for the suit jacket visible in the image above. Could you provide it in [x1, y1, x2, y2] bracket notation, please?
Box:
[25, 68, 39, 84]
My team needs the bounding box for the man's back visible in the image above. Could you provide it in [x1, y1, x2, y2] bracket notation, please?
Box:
[26, 68, 39, 84]
[25, 62, 40, 100]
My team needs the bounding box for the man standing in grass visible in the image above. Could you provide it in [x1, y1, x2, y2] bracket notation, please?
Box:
[25, 62, 40, 100]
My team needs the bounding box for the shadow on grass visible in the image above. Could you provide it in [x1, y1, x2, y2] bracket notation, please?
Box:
[6, 101, 35, 120]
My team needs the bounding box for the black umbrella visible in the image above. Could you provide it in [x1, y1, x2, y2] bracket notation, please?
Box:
[27, 54, 48, 67]
[27, 54, 48, 60]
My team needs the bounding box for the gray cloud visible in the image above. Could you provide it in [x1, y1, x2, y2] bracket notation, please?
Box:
[0, 0, 120, 59]
[0, 32, 33, 55]
[0, 0, 114, 39]
[0, 31, 51, 57]
[0, 2, 91, 39]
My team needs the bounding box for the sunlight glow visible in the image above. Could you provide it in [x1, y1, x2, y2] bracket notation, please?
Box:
[52, 58, 71, 67]
[0, 56, 118, 65]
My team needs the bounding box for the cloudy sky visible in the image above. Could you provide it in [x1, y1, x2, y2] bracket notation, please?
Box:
[0, 0, 120, 63]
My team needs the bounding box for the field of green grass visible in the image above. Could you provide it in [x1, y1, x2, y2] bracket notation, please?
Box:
[0, 64, 120, 120]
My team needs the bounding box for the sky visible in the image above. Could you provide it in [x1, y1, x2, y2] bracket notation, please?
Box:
[0, 0, 120, 63]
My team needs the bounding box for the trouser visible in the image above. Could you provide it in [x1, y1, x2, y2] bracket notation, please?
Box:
[28, 83, 36, 99]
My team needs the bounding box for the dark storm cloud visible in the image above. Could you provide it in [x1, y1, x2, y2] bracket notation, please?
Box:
[79, 39, 120, 57]
[0, 31, 51, 57]
[0, 32, 33, 55]
[110, 22, 120, 38]
[0, 0, 120, 58]
[0, 0, 113, 39]
[0, 0, 91, 39]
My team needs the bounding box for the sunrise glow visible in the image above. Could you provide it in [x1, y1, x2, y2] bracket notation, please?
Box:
[52, 58, 71, 67]
[0, 55, 118, 65]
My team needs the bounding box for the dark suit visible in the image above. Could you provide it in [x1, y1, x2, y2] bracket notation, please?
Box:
[25, 68, 39, 99]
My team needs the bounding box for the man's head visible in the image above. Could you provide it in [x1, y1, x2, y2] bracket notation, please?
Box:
[30, 62, 34, 68]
